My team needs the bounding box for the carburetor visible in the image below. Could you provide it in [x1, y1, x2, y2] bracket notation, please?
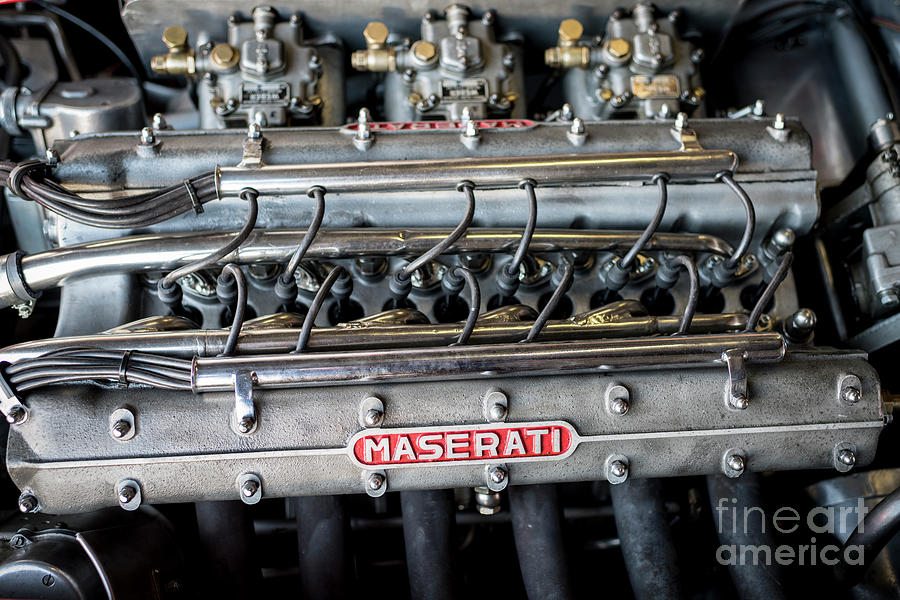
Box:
[151, 5, 342, 127]
[546, 3, 704, 120]
[351, 4, 525, 121]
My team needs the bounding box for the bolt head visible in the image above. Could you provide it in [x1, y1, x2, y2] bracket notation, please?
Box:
[791, 308, 816, 331]
[210, 43, 238, 68]
[674, 112, 688, 131]
[237, 416, 256, 434]
[363, 22, 389, 47]
[111, 419, 131, 439]
[607, 38, 630, 59]
[726, 454, 745, 472]
[412, 40, 436, 62]
[367, 472, 385, 491]
[609, 397, 629, 415]
[118, 485, 137, 505]
[162, 25, 188, 49]
[730, 394, 749, 410]
[880, 289, 900, 307]
[558, 18, 584, 44]
[363, 408, 384, 427]
[140, 127, 155, 144]
[838, 449, 856, 466]
[6, 406, 26, 425]
[570, 117, 585, 135]
[842, 386, 861, 405]
[17, 494, 37, 513]
[609, 460, 627, 478]
[488, 466, 507, 485]
[241, 480, 260, 497]
[488, 403, 507, 421]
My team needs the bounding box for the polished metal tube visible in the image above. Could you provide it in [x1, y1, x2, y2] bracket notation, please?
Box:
[0, 313, 748, 364]
[2, 229, 733, 309]
[191, 332, 785, 391]
[215, 149, 739, 197]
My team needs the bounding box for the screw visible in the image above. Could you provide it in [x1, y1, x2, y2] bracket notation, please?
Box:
[42, 574, 54, 587]
[247, 122, 261, 140]
[357, 108, 372, 140]
[842, 386, 861, 405]
[789, 308, 816, 333]
[691, 48, 705, 63]
[111, 419, 131, 439]
[774, 113, 785, 130]
[44, 147, 59, 166]
[609, 397, 629, 415]
[139, 127, 155, 145]
[118, 484, 137, 505]
[726, 454, 745, 472]
[570, 117, 585, 135]
[560, 103, 574, 121]
[730, 394, 749, 410]
[463, 119, 478, 138]
[488, 403, 507, 421]
[879, 289, 900, 307]
[838, 449, 856, 467]
[9, 534, 27, 548]
[151, 113, 168, 130]
[609, 460, 627, 478]
[241, 479, 260, 498]
[6, 406, 26, 425]
[18, 493, 37, 513]
[363, 408, 384, 427]
[674, 112, 688, 131]
[237, 415, 256, 434]
[482, 10, 496, 26]
[367, 472, 385, 491]
[488, 465, 507, 485]
[752, 99, 766, 116]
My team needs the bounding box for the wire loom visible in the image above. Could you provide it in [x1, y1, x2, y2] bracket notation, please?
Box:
[0, 160, 219, 229]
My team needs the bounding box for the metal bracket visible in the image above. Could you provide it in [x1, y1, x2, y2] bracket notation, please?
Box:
[0, 365, 27, 425]
[671, 126, 703, 151]
[723, 349, 749, 410]
[237, 130, 265, 169]
[231, 371, 257, 436]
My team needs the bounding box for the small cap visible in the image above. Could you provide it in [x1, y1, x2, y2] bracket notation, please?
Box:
[558, 18, 584, 44]
[162, 25, 188, 49]
[607, 38, 630, 59]
[363, 22, 389, 47]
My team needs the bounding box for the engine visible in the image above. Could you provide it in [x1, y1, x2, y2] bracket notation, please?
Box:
[0, 1, 897, 598]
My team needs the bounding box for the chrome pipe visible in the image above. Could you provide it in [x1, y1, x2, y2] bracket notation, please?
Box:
[215, 149, 739, 197]
[0, 313, 748, 365]
[191, 332, 785, 391]
[0, 229, 733, 308]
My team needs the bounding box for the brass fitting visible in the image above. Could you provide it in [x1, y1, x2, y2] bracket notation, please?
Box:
[210, 43, 239, 70]
[544, 18, 590, 69]
[150, 25, 196, 76]
[351, 21, 396, 72]
[605, 38, 631, 62]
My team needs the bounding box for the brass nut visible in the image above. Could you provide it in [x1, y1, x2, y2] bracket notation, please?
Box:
[162, 25, 188, 50]
[558, 19, 584, 45]
[408, 92, 423, 105]
[363, 22, 389, 48]
[210, 43, 239, 69]
[411, 40, 437, 62]
[607, 38, 631, 60]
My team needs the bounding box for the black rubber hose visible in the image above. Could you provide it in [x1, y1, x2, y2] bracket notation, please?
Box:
[524, 260, 573, 342]
[0, 35, 23, 87]
[294, 266, 345, 353]
[837, 483, 900, 585]
[279, 186, 326, 287]
[610, 478, 683, 600]
[195, 501, 259, 598]
[619, 173, 669, 270]
[716, 172, 756, 270]
[218, 264, 247, 357]
[745, 251, 793, 332]
[449, 266, 480, 346]
[293, 495, 349, 600]
[707, 474, 786, 600]
[401, 489, 457, 600]
[509, 485, 573, 600]
[670, 255, 699, 334]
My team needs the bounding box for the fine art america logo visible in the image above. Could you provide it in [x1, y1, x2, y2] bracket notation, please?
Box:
[715, 497, 869, 567]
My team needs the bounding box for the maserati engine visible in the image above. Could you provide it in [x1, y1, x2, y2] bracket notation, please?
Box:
[0, 1, 898, 598]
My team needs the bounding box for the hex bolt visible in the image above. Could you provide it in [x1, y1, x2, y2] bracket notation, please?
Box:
[363, 407, 384, 427]
[118, 484, 137, 505]
[752, 99, 766, 116]
[139, 127, 155, 145]
[241, 479, 260, 498]
[560, 103, 574, 121]
[488, 403, 507, 421]
[247, 122, 261, 140]
[570, 117, 585, 135]
[726, 454, 745, 473]
[674, 112, 688, 131]
[608, 460, 628, 479]
[838, 449, 856, 467]
[608, 397, 629, 416]
[878, 289, 900, 308]
[152, 113, 168, 130]
[842, 386, 861, 405]
[6, 406, 27, 425]
[44, 147, 59, 166]
[111, 419, 132, 439]
[474, 486, 501, 515]
[367, 472, 385, 492]
[356, 108, 372, 140]
[488, 465, 507, 486]
[17, 493, 37, 513]
[774, 113, 785, 130]
[237, 415, 256, 434]
[729, 394, 749, 410]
